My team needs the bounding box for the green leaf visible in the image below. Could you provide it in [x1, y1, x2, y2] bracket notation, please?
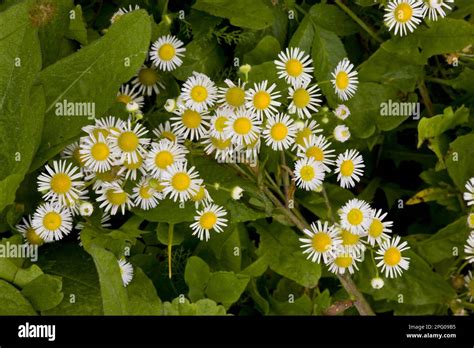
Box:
[21, 274, 64, 311]
[289, 15, 314, 53]
[162, 297, 227, 315]
[34, 10, 151, 168]
[134, 199, 196, 224]
[269, 293, 313, 315]
[66, 4, 88, 45]
[127, 267, 162, 315]
[0, 279, 37, 315]
[205, 271, 250, 306]
[0, 0, 43, 211]
[193, 0, 274, 30]
[255, 221, 321, 288]
[414, 217, 471, 264]
[85, 243, 129, 315]
[446, 133, 474, 191]
[243, 35, 281, 66]
[309, 4, 359, 37]
[185, 256, 211, 302]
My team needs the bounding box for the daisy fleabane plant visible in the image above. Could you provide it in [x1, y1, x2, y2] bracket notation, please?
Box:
[274, 47, 314, 85]
[149, 35, 186, 71]
[384, 0, 424, 37]
[331, 58, 359, 101]
[190, 203, 228, 241]
[420, 0, 454, 21]
[375, 236, 411, 278]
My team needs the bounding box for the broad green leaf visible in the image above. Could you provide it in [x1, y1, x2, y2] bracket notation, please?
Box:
[66, 4, 88, 45]
[255, 221, 321, 288]
[0, 0, 43, 211]
[185, 256, 211, 301]
[134, 199, 196, 224]
[243, 35, 281, 66]
[21, 274, 64, 311]
[446, 133, 474, 191]
[0, 279, 37, 315]
[205, 271, 250, 306]
[193, 0, 274, 30]
[162, 298, 227, 315]
[34, 10, 151, 168]
[269, 293, 313, 315]
[289, 15, 314, 53]
[127, 267, 162, 315]
[309, 4, 359, 37]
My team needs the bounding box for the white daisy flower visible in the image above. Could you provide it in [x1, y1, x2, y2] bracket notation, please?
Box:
[16, 216, 45, 246]
[384, 0, 424, 36]
[421, 0, 454, 21]
[190, 185, 213, 209]
[116, 84, 144, 109]
[161, 162, 203, 202]
[202, 134, 234, 160]
[371, 277, 385, 289]
[299, 221, 342, 264]
[334, 149, 365, 189]
[288, 81, 322, 119]
[297, 135, 335, 172]
[467, 213, 474, 229]
[366, 209, 393, 246]
[224, 108, 262, 146]
[118, 258, 134, 287]
[274, 47, 314, 85]
[181, 72, 218, 112]
[84, 166, 124, 191]
[131, 64, 165, 96]
[242, 132, 262, 162]
[375, 235, 410, 278]
[117, 154, 147, 181]
[245, 80, 281, 120]
[96, 182, 134, 215]
[339, 198, 372, 235]
[149, 34, 186, 71]
[333, 124, 351, 143]
[37, 160, 84, 206]
[64, 188, 89, 216]
[293, 157, 326, 191]
[463, 178, 474, 206]
[171, 105, 210, 141]
[217, 79, 246, 110]
[337, 225, 366, 255]
[152, 121, 185, 144]
[132, 177, 162, 210]
[82, 116, 125, 139]
[333, 104, 350, 120]
[292, 119, 322, 151]
[80, 133, 119, 173]
[209, 107, 233, 139]
[75, 213, 112, 231]
[465, 271, 474, 302]
[110, 4, 140, 24]
[465, 231, 474, 263]
[190, 203, 228, 241]
[61, 141, 86, 168]
[331, 58, 359, 101]
[110, 120, 150, 164]
[145, 140, 188, 179]
[32, 202, 73, 242]
[262, 112, 297, 151]
[327, 251, 362, 275]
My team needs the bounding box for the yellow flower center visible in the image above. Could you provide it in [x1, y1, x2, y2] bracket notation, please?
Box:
[270, 122, 288, 141]
[211, 137, 231, 150]
[226, 87, 245, 107]
[106, 189, 127, 205]
[96, 168, 118, 182]
[200, 212, 217, 230]
[468, 213, 474, 227]
[214, 116, 228, 133]
[295, 128, 312, 146]
[190, 85, 208, 102]
[300, 165, 315, 181]
[138, 68, 159, 86]
[340, 160, 354, 177]
[233, 117, 252, 135]
[50, 173, 72, 194]
[347, 208, 363, 226]
[124, 156, 143, 170]
[468, 280, 474, 298]
[72, 147, 85, 167]
[306, 146, 324, 161]
[43, 212, 62, 231]
[335, 71, 349, 90]
[116, 94, 133, 104]
[25, 228, 44, 245]
[335, 255, 353, 268]
[191, 186, 206, 202]
[139, 185, 153, 199]
[286, 58, 303, 77]
[171, 172, 191, 191]
[161, 131, 176, 142]
[341, 229, 359, 246]
[395, 3, 413, 23]
[369, 219, 384, 238]
[182, 109, 202, 129]
[293, 88, 310, 108]
[118, 131, 139, 152]
[311, 233, 331, 253]
[155, 150, 174, 169]
[158, 43, 175, 61]
[91, 142, 110, 161]
[384, 247, 401, 266]
[253, 91, 271, 110]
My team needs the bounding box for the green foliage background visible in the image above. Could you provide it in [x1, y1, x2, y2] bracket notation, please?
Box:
[0, 0, 473, 316]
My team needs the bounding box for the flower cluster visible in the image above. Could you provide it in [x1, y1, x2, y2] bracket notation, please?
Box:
[462, 178, 474, 301]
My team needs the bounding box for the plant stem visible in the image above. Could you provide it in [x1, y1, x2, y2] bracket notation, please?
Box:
[334, 0, 383, 44]
[168, 223, 174, 279]
[418, 79, 434, 117]
[281, 152, 290, 207]
[424, 76, 452, 86]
